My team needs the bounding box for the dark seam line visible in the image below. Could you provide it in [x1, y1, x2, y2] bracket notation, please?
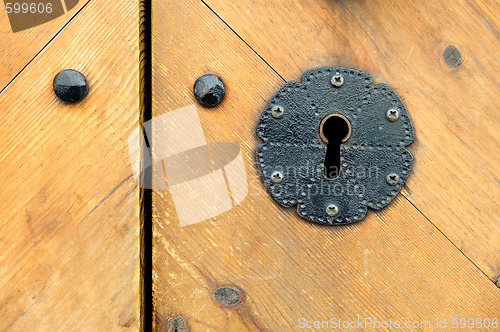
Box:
[140, 0, 153, 330]
[79, 174, 133, 223]
[0, 0, 93, 97]
[200, 0, 287, 83]
[402, 193, 493, 282]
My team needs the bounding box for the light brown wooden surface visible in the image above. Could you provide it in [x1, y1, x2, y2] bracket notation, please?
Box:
[152, 0, 500, 330]
[203, 0, 500, 281]
[0, 0, 142, 330]
[0, 0, 88, 92]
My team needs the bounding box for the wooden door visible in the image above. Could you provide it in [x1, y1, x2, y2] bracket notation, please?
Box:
[152, 0, 499, 331]
[0, 0, 143, 329]
[1, 0, 498, 330]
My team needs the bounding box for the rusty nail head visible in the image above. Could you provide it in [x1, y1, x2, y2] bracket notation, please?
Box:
[443, 46, 462, 67]
[166, 314, 188, 332]
[213, 286, 243, 307]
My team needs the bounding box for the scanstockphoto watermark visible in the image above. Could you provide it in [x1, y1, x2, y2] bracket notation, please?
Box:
[128, 104, 384, 226]
[263, 162, 380, 181]
[3, 0, 80, 33]
[128, 105, 248, 227]
[247, 160, 382, 199]
[298, 317, 499, 329]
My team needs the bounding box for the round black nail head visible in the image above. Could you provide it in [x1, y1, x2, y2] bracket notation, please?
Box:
[53, 69, 89, 103]
[193, 74, 225, 107]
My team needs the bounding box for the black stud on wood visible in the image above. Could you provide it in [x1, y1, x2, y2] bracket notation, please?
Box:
[53, 69, 89, 103]
[193, 74, 225, 107]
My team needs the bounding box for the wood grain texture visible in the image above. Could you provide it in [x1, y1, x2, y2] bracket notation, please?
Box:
[203, 0, 500, 281]
[0, 0, 88, 92]
[0, 0, 142, 330]
[152, 0, 500, 330]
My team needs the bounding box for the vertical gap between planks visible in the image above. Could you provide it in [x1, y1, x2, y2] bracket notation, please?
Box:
[139, 0, 153, 330]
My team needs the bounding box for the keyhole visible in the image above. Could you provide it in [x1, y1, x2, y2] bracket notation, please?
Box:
[319, 113, 352, 179]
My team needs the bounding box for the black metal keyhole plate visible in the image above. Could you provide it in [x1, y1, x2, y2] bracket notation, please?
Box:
[256, 66, 414, 225]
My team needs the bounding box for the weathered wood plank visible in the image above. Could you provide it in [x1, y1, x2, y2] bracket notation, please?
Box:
[0, 0, 88, 92]
[204, 0, 500, 281]
[0, 0, 142, 329]
[152, 0, 500, 330]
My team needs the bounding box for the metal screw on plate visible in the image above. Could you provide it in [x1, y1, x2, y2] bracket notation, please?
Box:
[193, 74, 225, 107]
[270, 171, 284, 184]
[271, 105, 284, 119]
[386, 108, 400, 122]
[331, 73, 344, 87]
[326, 204, 339, 217]
[53, 69, 89, 103]
[387, 173, 400, 185]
